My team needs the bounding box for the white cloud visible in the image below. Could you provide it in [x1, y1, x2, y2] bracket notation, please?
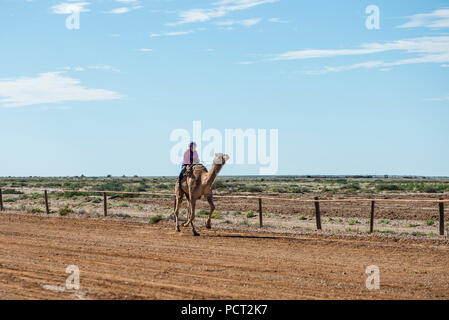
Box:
[51, 2, 90, 14]
[303, 52, 449, 74]
[271, 36, 449, 61]
[105, 5, 142, 14]
[215, 18, 261, 27]
[107, 7, 131, 14]
[398, 8, 449, 29]
[63, 65, 120, 72]
[139, 48, 153, 52]
[266, 36, 449, 73]
[238, 33, 449, 75]
[424, 95, 449, 102]
[167, 0, 277, 26]
[150, 30, 194, 37]
[268, 17, 290, 24]
[87, 65, 120, 72]
[0, 72, 121, 108]
[164, 30, 194, 36]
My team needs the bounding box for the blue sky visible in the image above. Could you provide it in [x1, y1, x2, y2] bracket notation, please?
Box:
[0, 0, 448, 177]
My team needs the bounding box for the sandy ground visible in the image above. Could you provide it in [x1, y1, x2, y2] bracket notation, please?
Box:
[1, 212, 449, 300]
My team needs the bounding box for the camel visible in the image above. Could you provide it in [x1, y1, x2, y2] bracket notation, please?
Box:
[173, 153, 229, 236]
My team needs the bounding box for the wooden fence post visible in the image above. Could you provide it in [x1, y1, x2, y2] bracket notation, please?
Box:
[439, 199, 444, 236]
[314, 196, 322, 230]
[44, 190, 50, 215]
[0, 188, 3, 211]
[370, 201, 375, 233]
[103, 192, 108, 217]
[258, 197, 263, 228]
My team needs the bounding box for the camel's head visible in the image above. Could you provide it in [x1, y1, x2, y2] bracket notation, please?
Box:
[213, 153, 230, 165]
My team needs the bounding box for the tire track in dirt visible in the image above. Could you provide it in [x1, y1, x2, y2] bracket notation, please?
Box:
[1, 213, 449, 299]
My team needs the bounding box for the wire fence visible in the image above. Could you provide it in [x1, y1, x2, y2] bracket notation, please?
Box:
[0, 187, 446, 235]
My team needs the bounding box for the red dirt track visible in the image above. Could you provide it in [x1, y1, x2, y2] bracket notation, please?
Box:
[1, 213, 449, 299]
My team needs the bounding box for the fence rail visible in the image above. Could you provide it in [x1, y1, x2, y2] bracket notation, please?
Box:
[0, 187, 446, 235]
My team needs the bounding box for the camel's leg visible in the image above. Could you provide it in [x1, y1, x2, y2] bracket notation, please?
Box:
[189, 199, 199, 236]
[183, 198, 199, 235]
[173, 191, 183, 232]
[182, 202, 194, 227]
[182, 183, 194, 227]
[182, 198, 192, 227]
[205, 194, 215, 229]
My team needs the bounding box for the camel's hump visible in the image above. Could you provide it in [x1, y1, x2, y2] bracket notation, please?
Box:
[194, 164, 208, 172]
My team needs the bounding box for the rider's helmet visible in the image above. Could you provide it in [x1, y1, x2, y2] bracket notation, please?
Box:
[189, 141, 197, 148]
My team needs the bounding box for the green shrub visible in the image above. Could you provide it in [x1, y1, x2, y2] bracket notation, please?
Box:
[91, 180, 124, 191]
[61, 192, 85, 199]
[348, 219, 359, 225]
[149, 215, 163, 224]
[2, 189, 23, 195]
[213, 180, 225, 189]
[246, 185, 263, 193]
[212, 211, 222, 219]
[58, 206, 73, 216]
[426, 219, 434, 226]
[298, 215, 307, 221]
[29, 208, 44, 214]
[379, 229, 395, 234]
[270, 186, 289, 193]
[245, 210, 256, 218]
[376, 184, 404, 192]
[114, 213, 131, 218]
[125, 185, 147, 193]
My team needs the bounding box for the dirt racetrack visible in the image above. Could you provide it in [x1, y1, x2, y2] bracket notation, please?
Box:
[1, 212, 449, 300]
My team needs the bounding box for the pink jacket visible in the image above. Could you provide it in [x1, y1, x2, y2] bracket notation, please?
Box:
[182, 149, 200, 165]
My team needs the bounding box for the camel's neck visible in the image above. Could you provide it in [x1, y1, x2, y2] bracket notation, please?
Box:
[204, 163, 223, 189]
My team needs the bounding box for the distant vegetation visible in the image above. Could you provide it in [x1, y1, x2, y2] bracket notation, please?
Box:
[0, 176, 448, 196]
